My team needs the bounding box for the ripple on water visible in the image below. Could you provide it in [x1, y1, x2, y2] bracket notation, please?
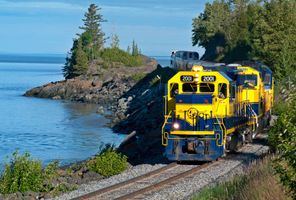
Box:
[0, 62, 125, 170]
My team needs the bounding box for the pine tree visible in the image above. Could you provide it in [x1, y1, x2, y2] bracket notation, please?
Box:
[79, 4, 106, 60]
[63, 55, 74, 79]
[111, 34, 120, 49]
[73, 39, 89, 76]
[63, 4, 106, 79]
[131, 40, 140, 56]
[127, 46, 131, 54]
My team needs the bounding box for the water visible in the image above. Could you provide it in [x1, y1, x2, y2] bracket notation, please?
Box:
[152, 56, 171, 67]
[0, 58, 125, 170]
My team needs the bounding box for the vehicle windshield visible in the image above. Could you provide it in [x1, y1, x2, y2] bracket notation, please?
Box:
[182, 83, 214, 93]
[238, 75, 257, 88]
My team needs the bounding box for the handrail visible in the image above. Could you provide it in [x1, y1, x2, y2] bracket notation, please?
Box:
[163, 95, 167, 116]
[215, 116, 226, 147]
[162, 110, 172, 146]
[246, 103, 258, 131]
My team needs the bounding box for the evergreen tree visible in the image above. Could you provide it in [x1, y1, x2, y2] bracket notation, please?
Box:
[63, 54, 74, 79]
[252, 0, 296, 77]
[111, 34, 120, 49]
[63, 39, 79, 79]
[80, 4, 106, 59]
[131, 40, 140, 56]
[127, 46, 131, 54]
[73, 39, 89, 76]
[191, 0, 296, 76]
[63, 4, 106, 79]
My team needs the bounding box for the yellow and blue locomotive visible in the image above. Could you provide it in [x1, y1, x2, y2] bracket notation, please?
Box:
[162, 63, 273, 161]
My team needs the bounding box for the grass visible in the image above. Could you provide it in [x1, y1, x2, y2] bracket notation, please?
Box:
[100, 47, 142, 67]
[192, 156, 291, 200]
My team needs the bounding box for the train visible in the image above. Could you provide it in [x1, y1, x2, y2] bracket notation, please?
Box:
[162, 61, 274, 161]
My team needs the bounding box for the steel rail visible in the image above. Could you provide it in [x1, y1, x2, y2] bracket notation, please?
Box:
[72, 162, 178, 200]
[115, 161, 220, 200]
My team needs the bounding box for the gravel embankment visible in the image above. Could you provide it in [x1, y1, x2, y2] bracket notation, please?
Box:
[148, 141, 270, 200]
[51, 135, 269, 200]
[50, 164, 167, 200]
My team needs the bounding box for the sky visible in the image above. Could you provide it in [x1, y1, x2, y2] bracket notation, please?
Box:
[0, 0, 212, 56]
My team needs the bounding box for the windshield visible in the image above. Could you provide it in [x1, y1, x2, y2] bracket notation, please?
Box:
[182, 83, 214, 93]
[238, 75, 257, 88]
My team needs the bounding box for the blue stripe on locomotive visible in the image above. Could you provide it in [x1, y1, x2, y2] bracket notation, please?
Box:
[176, 94, 213, 104]
[164, 116, 249, 161]
[166, 116, 249, 131]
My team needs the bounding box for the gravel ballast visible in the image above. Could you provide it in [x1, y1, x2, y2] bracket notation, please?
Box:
[51, 136, 270, 200]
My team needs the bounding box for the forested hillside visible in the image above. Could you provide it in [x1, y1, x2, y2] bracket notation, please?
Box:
[192, 0, 296, 79]
[193, 0, 296, 198]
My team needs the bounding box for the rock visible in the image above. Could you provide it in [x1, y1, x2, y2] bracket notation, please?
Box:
[6, 192, 23, 200]
[23, 191, 38, 200]
[52, 95, 61, 100]
[127, 96, 133, 102]
[118, 98, 126, 105]
[82, 171, 102, 181]
[96, 106, 105, 114]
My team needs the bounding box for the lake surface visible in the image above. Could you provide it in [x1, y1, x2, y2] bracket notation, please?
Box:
[152, 56, 171, 67]
[0, 58, 125, 170]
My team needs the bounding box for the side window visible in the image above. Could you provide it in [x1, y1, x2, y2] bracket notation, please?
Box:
[230, 84, 236, 101]
[193, 52, 199, 60]
[170, 83, 179, 98]
[189, 52, 193, 59]
[264, 74, 271, 86]
[218, 83, 227, 99]
[182, 52, 187, 60]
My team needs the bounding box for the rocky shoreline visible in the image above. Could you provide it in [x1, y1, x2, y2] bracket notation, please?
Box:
[8, 55, 178, 199]
[24, 56, 176, 164]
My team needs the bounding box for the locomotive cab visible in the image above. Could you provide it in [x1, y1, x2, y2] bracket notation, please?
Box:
[163, 66, 235, 161]
[162, 63, 274, 162]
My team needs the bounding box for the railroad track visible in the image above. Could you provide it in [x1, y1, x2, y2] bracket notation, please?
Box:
[72, 161, 220, 200]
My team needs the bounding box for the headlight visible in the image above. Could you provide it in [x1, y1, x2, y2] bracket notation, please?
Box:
[173, 122, 180, 129]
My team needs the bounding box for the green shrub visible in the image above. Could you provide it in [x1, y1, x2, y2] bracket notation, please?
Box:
[268, 91, 296, 199]
[0, 151, 59, 194]
[100, 48, 142, 67]
[0, 152, 44, 194]
[87, 145, 128, 177]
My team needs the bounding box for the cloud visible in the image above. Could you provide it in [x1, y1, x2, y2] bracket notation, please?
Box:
[0, 1, 84, 11]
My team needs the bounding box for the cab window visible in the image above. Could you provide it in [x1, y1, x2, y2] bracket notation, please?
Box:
[182, 83, 197, 92]
[238, 75, 257, 88]
[170, 83, 179, 98]
[264, 74, 272, 87]
[200, 83, 215, 92]
[230, 84, 236, 101]
[218, 83, 227, 99]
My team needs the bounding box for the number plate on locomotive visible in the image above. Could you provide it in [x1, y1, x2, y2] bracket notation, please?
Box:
[181, 75, 193, 82]
[202, 76, 216, 82]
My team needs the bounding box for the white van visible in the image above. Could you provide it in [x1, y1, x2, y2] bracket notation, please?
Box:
[170, 50, 199, 71]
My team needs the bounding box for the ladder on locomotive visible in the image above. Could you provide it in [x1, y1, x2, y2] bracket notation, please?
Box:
[214, 117, 226, 147]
